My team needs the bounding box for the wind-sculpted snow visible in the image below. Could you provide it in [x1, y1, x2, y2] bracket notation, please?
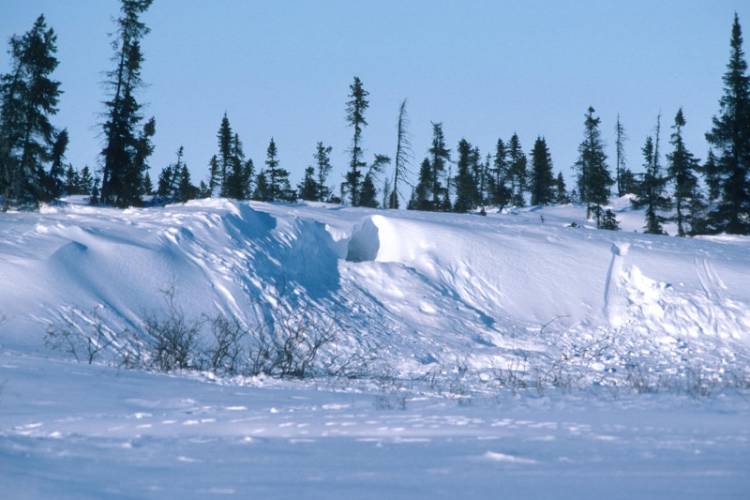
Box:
[1, 197, 749, 378]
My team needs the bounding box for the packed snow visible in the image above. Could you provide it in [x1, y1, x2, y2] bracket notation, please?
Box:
[1, 197, 749, 498]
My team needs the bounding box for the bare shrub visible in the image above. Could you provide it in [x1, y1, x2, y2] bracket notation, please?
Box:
[45, 307, 113, 364]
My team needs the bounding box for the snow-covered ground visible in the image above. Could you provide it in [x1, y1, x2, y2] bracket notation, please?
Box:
[1, 197, 749, 498]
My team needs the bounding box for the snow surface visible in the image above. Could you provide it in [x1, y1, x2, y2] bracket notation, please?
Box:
[1, 197, 750, 498]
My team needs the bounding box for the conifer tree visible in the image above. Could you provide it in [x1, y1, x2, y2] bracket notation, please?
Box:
[314, 142, 333, 201]
[614, 114, 627, 196]
[454, 139, 479, 213]
[208, 154, 220, 195]
[0, 15, 62, 207]
[489, 139, 512, 207]
[706, 14, 750, 234]
[554, 172, 569, 203]
[253, 170, 269, 201]
[632, 136, 670, 234]
[410, 158, 433, 211]
[359, 154, 390, 208]
[64, 164, 79, 195]
[132, 117, 155, 198]
[507, 134, 527, 206]
[298, 166, 318, 201]
[46, 129, 69, 200]
[530, 137, 555, 205]
[575, 107, 614, 226]
[176, 164, 197, 202]
[429, 123, 451, 210]
[345, 77, 368, 205]
[100, 0, 154, 207]
[389, 99, 411, 209]
[265, 138, 294, 202]
[142, 170, 153, 196]
[78, 166, 94, 195]
[157, 166, 173, 198]
[217, 114, 233, 197]
[668, 109, 704, 236]
[223, 133, 249, 199]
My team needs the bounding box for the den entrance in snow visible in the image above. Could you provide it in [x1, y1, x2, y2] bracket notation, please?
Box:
[346, 218, 380, 262]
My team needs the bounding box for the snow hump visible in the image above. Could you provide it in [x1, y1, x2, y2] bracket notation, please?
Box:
[346, 217, 380, 262]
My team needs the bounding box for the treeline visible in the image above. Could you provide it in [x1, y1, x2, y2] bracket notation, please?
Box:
[1, 2, 749, 236]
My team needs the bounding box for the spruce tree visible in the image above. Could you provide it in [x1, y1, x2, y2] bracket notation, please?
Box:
[64, 164, 79, 195]
[429, 123, 451, 210]
[157, 165, 174, 198]
[389, 99, 411, 209]
[100, 0, 154, 207]
[0, 15, 62, 207]
[132, 117, 155, 198]
[454, 139, 479, 213]
[345, 77, 369, 205]
[217, 114, 233, 197]
[265, 138, 294, 202]
[507, 134, 527, 206]
[706, 14, 750, 234]
[298, 166, 318, 201]
[554, 172, 569, 204]
[703, 149, 721, 203]
[253, 170, 269, 201]
[223, 133, 248, 199]
[632, 136, 670, 234]
[530, 137, 555, 205]
[668, 109, 704, 236]
[614, 114, 627, 196]
[314, 142, 333, 202]
[78, 166, 94, 195]
[176, 164, 197, 202]
[142, 170, 153, 196]
[575, 107, 614, 226]
[410, 158, 433, 211]
[208, 154, 220, 196]
[490, 138, 512, 207]
[359, 154, 391, 208]
[47, 129, 69, 200]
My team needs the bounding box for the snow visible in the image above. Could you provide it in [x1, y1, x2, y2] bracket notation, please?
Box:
[1, 197, 750, 498]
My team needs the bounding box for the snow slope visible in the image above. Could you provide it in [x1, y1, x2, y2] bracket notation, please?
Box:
[1, 197, 749, 377]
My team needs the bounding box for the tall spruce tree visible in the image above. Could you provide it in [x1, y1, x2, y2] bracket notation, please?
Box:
[207, 154, 220, 196]
[668, 109, 703, 236]
[217, 114, 233, 197]
[705, 14, 750, 234]
[490, 138, 511, 207]
[454, 139, 479, 213]
[78, 166, 94, 195]
[298, 166, 318, 201]
[0, 15, 62, 207]
[47, 129, 68, 200]
[614, 114, 635, 196]
[554, 172, 569, 204]
[429, 123, 451, 210]
[389, 99, 411, 209]
[223, 133, 249, 199]
[575, 107, 614, 226]
[410, 158, 433, 210]
[359, 154, 390, 208]
[507, 134, 527, 206]
[253, 170, 270, 201]
[265, 138, 294, 202]
[132, 117, 155, 198]
[530, 137, 555, 205]
[632, 136, 670, 234]
[314, 142, 333, 201]
[100, 0, 154, 207]
[703, 149, 721, 202]
[345, 77, 368, 205]
[64, 164, 78, 194]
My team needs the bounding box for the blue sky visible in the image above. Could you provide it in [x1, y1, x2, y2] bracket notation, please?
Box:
[2, 0, 748, 194]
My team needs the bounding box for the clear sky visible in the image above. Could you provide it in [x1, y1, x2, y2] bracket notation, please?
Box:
[2, 0, 749, 195]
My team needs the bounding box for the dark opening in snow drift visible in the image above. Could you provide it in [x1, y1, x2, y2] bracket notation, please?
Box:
[346, 218, 380, 262]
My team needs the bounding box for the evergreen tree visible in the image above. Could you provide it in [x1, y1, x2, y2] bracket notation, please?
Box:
[223, 133, 248, 199]
[157, 165, 174, 198]
[668, 109, 704, 236]
[90, 173, 100, 204]
[207, 154, 220, 196]
[530, 137, 555, 205]
[620, 169, 639, 196]
[359, 154, 391, 208]
[242, 158, 254, 199]
[429, 123, 451, 210]
[489, 138, 512, 207]
[705, 14, 750, 234]
[176, 164, 197, 202]
[632, 136, 670, 234]
[78, 166, 94, 195]
[614, 114, 628, 196]
[265, 138, 294, 201]
[46, 129, 68, 200]
[253, 170, 270, 201]
[0, 15, 62, 207]
[298, 166, 318, 201]
[313, 142, 333, 201]
[217, 113, 233, 196]
[389, 99, 411, 209]
[575, 107, 614, 226]
[100, 0, 154, 207]
[507, 134, 527, 206]
[554, 172, 569, 204]
[454, 139, 479, 213]
[410, 158, 433, 211]
[64, 164, 79, 195]
[599, 209, 620, 230]
[132, 117, 155, 198]
[345, 76, 369, 205]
